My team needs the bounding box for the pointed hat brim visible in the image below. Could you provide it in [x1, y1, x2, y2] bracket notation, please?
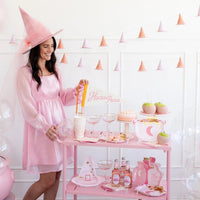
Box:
[19, 7, 63, 54]
[21, 29, 63, 54]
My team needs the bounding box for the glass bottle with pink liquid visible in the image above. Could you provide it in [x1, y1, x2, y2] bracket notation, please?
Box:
[119, 157, 126, 185]
[111, 159, 120, 187]
[124, 161, 132, 188]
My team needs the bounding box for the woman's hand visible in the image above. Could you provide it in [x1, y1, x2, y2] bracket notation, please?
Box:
[74, 79, 89, 97]
[79, 79, 89, 86]
[46, 125, 58, 141]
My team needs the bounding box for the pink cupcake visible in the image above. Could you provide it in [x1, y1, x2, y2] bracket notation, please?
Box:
[142, 103, 156, 114]
[157, 132, 169, 144]
[155, 102, 168, 114]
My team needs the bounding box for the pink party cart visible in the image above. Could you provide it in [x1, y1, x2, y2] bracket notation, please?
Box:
[58, 131, 171, 200]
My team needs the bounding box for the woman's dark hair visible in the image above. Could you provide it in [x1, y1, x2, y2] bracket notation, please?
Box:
[28, 37, 58, 89]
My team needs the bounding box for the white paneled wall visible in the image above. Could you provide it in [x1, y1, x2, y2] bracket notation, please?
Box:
[1, 0, 200, 199]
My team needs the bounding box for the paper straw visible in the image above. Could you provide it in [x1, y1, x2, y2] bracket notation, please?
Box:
[75, 84, 80, 114]
[81, 84, 88, 114]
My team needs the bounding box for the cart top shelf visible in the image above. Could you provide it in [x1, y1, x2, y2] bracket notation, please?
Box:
[58, 131, 171, 151]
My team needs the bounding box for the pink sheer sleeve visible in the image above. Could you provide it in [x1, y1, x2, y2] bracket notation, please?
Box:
[59, 87, 77, 106]
[57, 67, 82, 106]
[16, 66, 50, 134]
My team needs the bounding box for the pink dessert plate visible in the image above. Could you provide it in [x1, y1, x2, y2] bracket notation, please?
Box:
[135, 184, 166, 197]
[140, 111, 170, 116]
[72, 176, 105, 187]
[105, 138, 127, 143]
[74, 137, 99, 143]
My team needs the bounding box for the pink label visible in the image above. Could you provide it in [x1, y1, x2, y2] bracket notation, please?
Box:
[124, 176, 131, 186]
[113, 174, 120, 185]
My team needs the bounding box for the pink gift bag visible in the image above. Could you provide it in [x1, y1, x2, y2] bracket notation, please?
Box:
[132, 161, 146, 186]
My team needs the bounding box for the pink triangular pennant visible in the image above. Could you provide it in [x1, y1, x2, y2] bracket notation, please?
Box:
[9, 34, 17, 44]
[138, 27, 146, 38]
[119, 32, 125, 43]
[57, 39, 64, 49]
[177, 57, 184, 68]
[60, 53, 68, 64]
[177, 13, 185, 25]
[157, 22, 165, 32]
[100, 36, 108, 47]
[114, 61, 120, 71]
[198, 6, 200, 16]
[77, 58, 84, 67]
[157, 60, 164, 70]
[82, 39, 90, 48]
[96, 60, 103, 70]
[138, 61, 146, 71]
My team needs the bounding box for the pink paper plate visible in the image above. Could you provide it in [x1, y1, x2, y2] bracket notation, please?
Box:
[106, 139, 127, 143]
[135, 184, 166, 197]
[140, 111, 170, 116]
[72, 176, 105, 187]
[75, 137, 99, 143]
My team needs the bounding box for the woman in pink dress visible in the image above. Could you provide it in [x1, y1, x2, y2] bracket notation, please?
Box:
[17, 8, 88, 200]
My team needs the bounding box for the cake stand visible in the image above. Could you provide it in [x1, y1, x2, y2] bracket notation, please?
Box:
[139, 111, 170, 117]
[139, 111, 169, 125]
[117, 120, 134, 139]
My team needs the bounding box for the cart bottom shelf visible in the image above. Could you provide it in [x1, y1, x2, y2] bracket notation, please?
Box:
[65, 180, 167, 200]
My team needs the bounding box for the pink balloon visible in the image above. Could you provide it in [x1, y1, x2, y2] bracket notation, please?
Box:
[0, 157, 14, 200]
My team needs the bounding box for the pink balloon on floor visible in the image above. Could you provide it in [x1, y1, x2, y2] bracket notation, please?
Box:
[0, 156, 14, 200]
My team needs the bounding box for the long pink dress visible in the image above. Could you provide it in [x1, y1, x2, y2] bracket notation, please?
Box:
[17, 65, 76, 174]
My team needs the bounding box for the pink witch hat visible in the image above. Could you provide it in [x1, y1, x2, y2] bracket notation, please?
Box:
[138, 27, 146, 38]
[19, 7, 63, 54]
[157, 60, 164, 70]
[119, 32, 125, 43]
[82, 39, 90, 48]
[9, 34, 17, 44]
[114, 61, 120, 71]
[198, 6, 200, 16]
[77, 57, 84, 67]
[96, 60, 103, 70]
[177, 13, 185, 25]
[60, 53, 68, 64]
[157, 21, 165, 32]
[57, 39, 65, 49]
[138, 61, 146, 71]
[177, 57, 184, 68]
[100, 36, 108, 47]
